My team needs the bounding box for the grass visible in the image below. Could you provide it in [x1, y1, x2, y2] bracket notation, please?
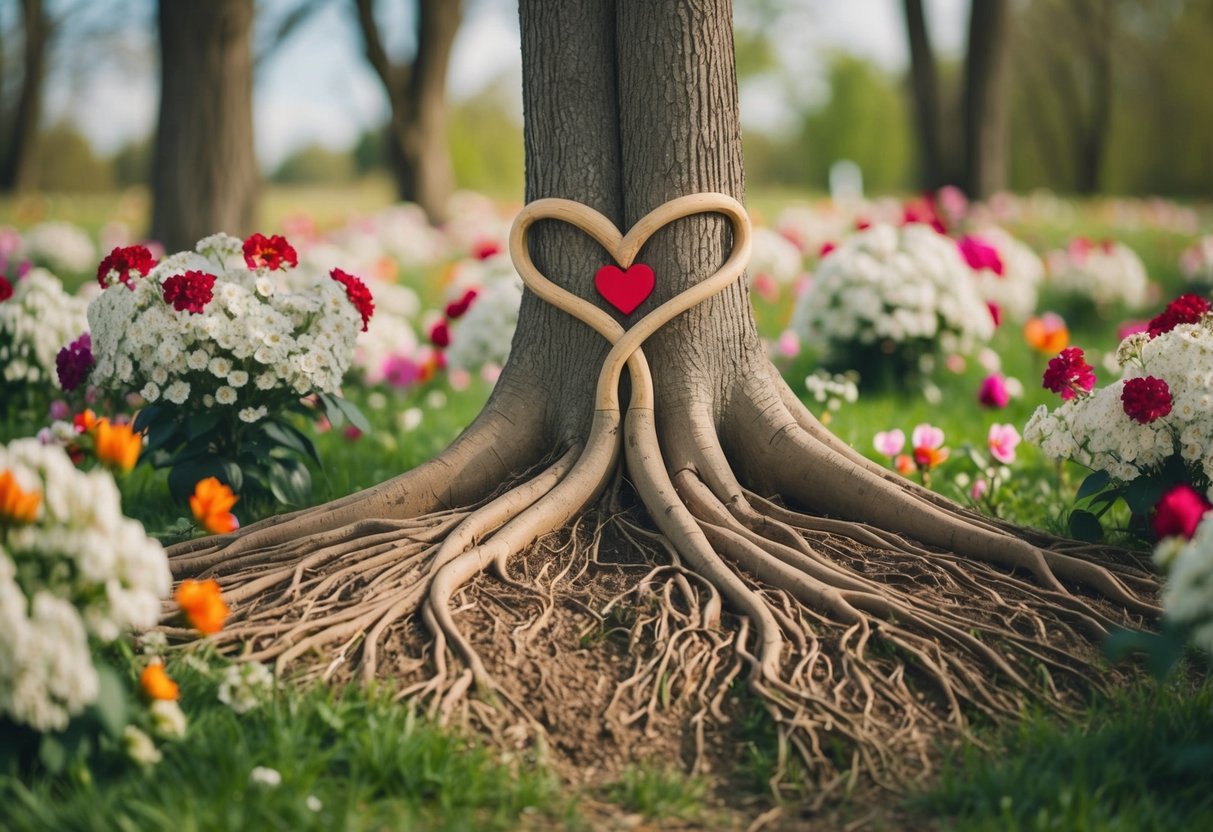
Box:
[2, 187, 1212, 828]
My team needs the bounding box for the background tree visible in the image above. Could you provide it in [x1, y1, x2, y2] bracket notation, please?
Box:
[150, 0, 259, 253]
[353, 0, 461, 224]
[0, 0, 51, 193]
[168, 0, 1155, 788]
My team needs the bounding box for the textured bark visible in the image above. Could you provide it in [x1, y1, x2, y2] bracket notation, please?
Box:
[0, 0, 49, 194]
[962, 0, 1012, 198]
[901, 0, 947, 190]
[354, 0, 460, 225]
[150, 0, 258, 252]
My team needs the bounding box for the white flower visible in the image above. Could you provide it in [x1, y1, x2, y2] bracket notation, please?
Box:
[400, 408, 423, 432]
[250, 766, 282, 788]
[217, 661, 274, 714]
[0, 269, 90, 391]
[1045, 239, 1150, 308]
[123, 725, 162, 767]
[149, 698, 188, 740]
[227, 370, 249, 388]
[141, 382, 161, 402]
[306, 795, 323, 812]
[208, 357, 233, 378]
[164, 380, 191, 405]
[238, 406, 267, 424]
[215, 386, 237, 406]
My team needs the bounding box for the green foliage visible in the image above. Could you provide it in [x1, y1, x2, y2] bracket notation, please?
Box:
[449, 83, 525, 198]
[271, 143, 357, 185]
[110, 137, 152, 189]
[31, 123, 114, 193]
[604, 763, 710, 822]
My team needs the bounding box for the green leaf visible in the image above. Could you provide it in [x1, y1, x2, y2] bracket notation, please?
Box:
[321, 393, 370, 434]
[38, 735, 67, 774]
[267, 457, 312, 506]
[187, 409, 223, 441]
[1068, 510, 1104, 542]
[93, 664, 129, 739]
[167, 457, 236, 504]
[1076, 469, 1112, 500]
[1104, 622, 1188, 679]
[142, 415, 183, 457]
[261, 419, 321, 465]
[1124, 477, 1164, 517]
[133, 405, 165, 433]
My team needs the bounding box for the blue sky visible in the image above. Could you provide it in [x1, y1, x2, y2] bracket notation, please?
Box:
[38, 0, 966, 169]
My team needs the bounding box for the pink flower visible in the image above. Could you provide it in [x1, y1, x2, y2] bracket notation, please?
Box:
[957, 235, 1005, 276]
[448, 368, 471, 391]
[1117, 320, 1149, 340]
[911, 423, 948, 469]
[873, 429, 905, 458]
[752, 272, 779, 303]
[978, 373, 1010, 409]
[1121, 376, 1172, 424]
[987, 423, 1021, 465]
[1152, 485, 1212, 540]
[777, 330, 800, 358]
[970, 478, 989, 501]
[1042, 347, 1096, 400]
[945, 354, 967, 374]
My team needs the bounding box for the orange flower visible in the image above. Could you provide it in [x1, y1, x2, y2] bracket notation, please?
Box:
[913, 446, 950, 470]
[175, 578, 229, 635]
[140, 662, 180, 701]
[93, 418, 143, 473]
[0, 469, 41, 524]
[1023, 314, 1070, 354]
[894, 455, 917, 476]
[74, 409, 98, 433]
[189, 477, 239, 534]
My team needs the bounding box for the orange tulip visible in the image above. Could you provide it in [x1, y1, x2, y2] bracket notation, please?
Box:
[93, 419, 143, 473]
[1023, 315, 1070, 355]
[175, 578, 229, 635]
[189, 477, 239, 535]
[140, 662, 180, 701]
[73, 409, 98, 433]
[0, 469, 41, 524]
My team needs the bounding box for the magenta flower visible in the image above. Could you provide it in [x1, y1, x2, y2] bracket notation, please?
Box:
[987, 423, 1021, 465]
[1152, 485, 1212, 540]
[978, 373, 1010, 409]
[873, 429, 906, 458]
[1042, 347, 1096, 400]
[957, 235, 1005, 276]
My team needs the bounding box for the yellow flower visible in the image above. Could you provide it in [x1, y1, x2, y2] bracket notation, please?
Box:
[93, 419, 143, 473]
[140, 661, 180, 701]
[189, 477, 239, 535]
[175, 578, 230, 635]
[0, 469, 41, 525]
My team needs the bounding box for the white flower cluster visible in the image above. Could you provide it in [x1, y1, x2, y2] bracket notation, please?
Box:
[0, 268, 89, 390]
[773, 203, 855, 257]
[1024, 319, 1213, 484]
[19, 221, 98, 275]
[749, 227, 806, 289]
[217, 660, 274, 714]
[88, 234, 364, 422]
[1179, 236, 1213, 289]
[0, 439, 170, 732]
[1156, 511, 1213, 654]
[804, 370, 860, 414]
[1044, 239, 1150, 309]
[969, 226, 1045, 322]
[790, 223, 995, 365]
[443, 251, 523, 373]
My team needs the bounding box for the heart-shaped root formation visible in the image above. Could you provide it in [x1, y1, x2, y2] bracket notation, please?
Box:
[165, 195, 1159, 804]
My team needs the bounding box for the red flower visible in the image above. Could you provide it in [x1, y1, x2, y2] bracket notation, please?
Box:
[471, 240, 501, 261]
[986, 302, 1002, 328]
[162, 270, 216, 315]
[978, 373, 1010, 409]
[429, 320, 451, 348]
[0, 274, 12, 302]
[444, 289, 478, 320]
[1121, 376, 1172, 424]
[819, 241, 836, 259]
[242, 233, 298, 271]
[1042, 347, 1096, 401]
[1152, 485, 1212, 540]
[957, 235, 1004, 276]
[97, 245, 156, 289]
[330, 268, 374, 331]
[1147, 294, 1211, 338]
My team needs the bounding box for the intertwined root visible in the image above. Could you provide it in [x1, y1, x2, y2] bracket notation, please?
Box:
[165, 196, 1159, 795]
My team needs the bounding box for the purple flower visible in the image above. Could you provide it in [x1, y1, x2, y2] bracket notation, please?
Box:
[56, 333, 93, 392]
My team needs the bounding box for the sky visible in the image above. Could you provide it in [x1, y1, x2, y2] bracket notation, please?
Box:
[38, 0, 968, 170]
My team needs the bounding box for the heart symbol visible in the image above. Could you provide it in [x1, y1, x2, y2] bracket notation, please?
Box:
[594, 263, 655, 315]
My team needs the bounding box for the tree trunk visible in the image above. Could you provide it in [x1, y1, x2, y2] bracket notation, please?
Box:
[0, 0, 49, 194]
[1076, 0, 1114, 194]
[962, 0, 1012, 198]
[356, 0, 460, 226]
[150, 0, 258, 253]
[167, 0, 1156, 794]
[901, 0, 947, 190]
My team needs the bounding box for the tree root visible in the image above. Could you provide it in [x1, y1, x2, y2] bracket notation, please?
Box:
[164, 195, 1159, 797]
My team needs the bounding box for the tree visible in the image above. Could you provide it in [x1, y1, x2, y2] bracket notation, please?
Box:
[353, 0, 461, 224]
[170, 0, 1155, 790]
[150, 0, 258, 253]
[0, 0, 51, 193]
[901, 0, 1013, 197]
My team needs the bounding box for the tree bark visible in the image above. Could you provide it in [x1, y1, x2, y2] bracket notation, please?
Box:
[354, 0, 460, 225]
[150, 0, 258, 253]
[901, 0, 947, 190]
[962, 0, 1013, 198]
[0, 0, 49, 194]
[1076, 0, 1114, 194]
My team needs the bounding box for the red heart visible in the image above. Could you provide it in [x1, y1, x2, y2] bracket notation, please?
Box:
[594, 263, 654, 315]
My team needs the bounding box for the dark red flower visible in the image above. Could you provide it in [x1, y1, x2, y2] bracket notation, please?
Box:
[162, 270, 216, 315]
[56, 333, 93, 391]
[242, 233, 298, 271]
[429, 320, 451, 348]
[957, 235, 1005, 276]
[0, 274, 12, 302]
[1042, 347, 1096, 401]
[471, 240, 502, 261]
[1121, 376, 1172, 424]
[1146, 293, 1211, 338]
[97, 245, 156, 289]
[330, 268, 374, 331]
[819, 241, 836, 259]
[444, 289, 478, 320]
[1152, 485, 1212, 540]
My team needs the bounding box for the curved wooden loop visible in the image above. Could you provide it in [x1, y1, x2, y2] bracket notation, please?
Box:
[508, 193, 752, 412]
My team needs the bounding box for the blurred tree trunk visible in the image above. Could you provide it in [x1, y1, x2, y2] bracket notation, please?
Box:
[0, 0, 49, 194]
[962, 0, 1012, 198]
[901, 0, 947, 190]
[354, 0, 460, 225]
[1075, 0, 1113, 194]
[151, 0, 258, 253]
